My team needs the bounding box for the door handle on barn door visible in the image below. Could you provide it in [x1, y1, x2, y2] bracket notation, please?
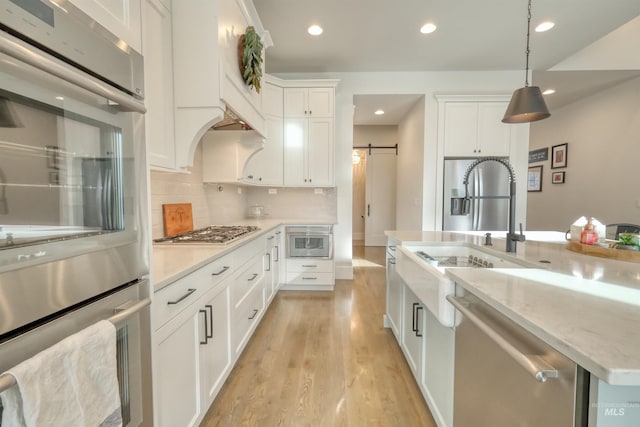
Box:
[367, 204, 370, 217]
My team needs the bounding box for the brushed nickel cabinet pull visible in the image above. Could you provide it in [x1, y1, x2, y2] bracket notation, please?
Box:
[248, 273, 259, 281]
[248, 309, 259, 320]
[211, 266, 230, 276]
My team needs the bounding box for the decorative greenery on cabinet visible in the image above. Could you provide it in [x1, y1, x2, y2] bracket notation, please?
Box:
[238, 26, 263, 93]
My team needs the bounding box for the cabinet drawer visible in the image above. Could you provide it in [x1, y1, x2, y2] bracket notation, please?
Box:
[286, 258, 334, 273]
[232, 281, 264, 354]
[231, 257, 264, 306]
[154, 254, 233, 330]
[233, 236, 266, 266]
[153, 268, 207, 331]
[285, 271, 334, 285]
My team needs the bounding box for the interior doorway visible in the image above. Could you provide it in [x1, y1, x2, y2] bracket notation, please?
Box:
[352, 127, 398, 246]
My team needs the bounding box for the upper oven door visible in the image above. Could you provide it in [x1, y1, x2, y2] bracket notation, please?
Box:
[0, 29, 149, 337]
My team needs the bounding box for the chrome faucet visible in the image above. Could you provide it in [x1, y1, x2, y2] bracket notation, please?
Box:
[461, 157, 525, 253]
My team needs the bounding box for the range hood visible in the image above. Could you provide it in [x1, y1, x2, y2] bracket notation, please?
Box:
[211, 107, 253, 131]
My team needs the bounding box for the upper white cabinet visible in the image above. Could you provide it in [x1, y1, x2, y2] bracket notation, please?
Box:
[440, 99, 511, 157]
[69, 0, 142, 52]
[283, 84, 336, 187]
[142, 0, 176, 171]
[243, 81, 284, 185]
[283, 88, 334, 118]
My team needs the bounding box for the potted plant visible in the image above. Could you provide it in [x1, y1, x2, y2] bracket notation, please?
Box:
[615, 233, 639, 251]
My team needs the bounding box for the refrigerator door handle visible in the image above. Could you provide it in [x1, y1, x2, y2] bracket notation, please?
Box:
[477, 168, 483, 230]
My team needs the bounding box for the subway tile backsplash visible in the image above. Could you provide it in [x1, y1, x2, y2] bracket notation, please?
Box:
[149, 144, 337, 239]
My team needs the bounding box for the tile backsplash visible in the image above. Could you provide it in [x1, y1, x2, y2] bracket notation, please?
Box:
[150, 144, 337, 239]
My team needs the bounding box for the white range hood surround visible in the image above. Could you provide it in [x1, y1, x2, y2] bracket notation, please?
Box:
[172, 0, 269, 170]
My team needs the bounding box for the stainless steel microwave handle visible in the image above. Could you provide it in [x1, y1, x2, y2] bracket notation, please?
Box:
[446, 295, 559, 383]
[0, 32, 146, 113]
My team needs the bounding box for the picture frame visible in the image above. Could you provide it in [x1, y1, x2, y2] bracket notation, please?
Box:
[552, 171, 565, 184]
[551, 143, 568, 169]
[527, 165, 543, 192]
[45, 145, 61, 169]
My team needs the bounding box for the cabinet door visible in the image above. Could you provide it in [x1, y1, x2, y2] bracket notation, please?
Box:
[263, 83, 283, 117]
[442, 103, 479, 157]
[244, 116, 283, 185]
[142, 0, 176, 170]
[283, 117, 308, 185]
[477, 102, 511, 156]
[386, 252, 402, 339]
[401, 287, 424, 377]
[155, 309, 200, 427]
[307, 117, 333, 186]
[283, 88, 308, 117]
[69, 0, 142, 52]
[308, 88, 334, 117]
[199, 286, 231, 407]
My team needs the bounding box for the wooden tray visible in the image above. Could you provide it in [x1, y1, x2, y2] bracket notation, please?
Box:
[567, 241, 640, 263]
[162, 203, 193, 237]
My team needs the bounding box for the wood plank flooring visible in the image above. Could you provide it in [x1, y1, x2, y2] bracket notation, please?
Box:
[200, 244, 436, 427]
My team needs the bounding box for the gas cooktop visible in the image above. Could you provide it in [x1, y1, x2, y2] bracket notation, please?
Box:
[154, 225, 260, 244]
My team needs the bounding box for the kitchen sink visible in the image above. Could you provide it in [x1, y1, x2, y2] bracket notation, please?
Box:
[396, 243, 532, 327]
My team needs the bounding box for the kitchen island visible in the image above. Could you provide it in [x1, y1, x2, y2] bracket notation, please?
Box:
[385, 230, 640, 426]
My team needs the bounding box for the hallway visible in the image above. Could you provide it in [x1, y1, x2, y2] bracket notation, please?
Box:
[200, 244, 436, 426]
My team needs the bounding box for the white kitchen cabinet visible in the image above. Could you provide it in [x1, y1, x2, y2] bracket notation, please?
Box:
[385, 242, 402, 340]
[401, 286, 425, 378]
[142, 0, 176, 170]
[283, 85, 335, 187]
[442, 101, 511, 157]
[243, 116, 283, 185]
[69, 0, 142, 52]
[283, 116, 334, 186]
[199, 285, 231, 407]
[263, 230, 281, 303]
[155, 304, 201, 427]
[283, 87, 334, 117]
[282, 258, 335, 290]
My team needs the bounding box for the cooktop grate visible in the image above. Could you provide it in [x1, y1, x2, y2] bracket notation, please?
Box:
[154, 225, 259, 244]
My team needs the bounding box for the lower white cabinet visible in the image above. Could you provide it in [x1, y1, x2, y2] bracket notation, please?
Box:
[155, 304, 201, 427]
[386, 242, 401, 340]
[153, 229, 282, 426]
[401, 286, 425, 377]
[282, 258, 335, 290]
[199, 285, 231, 407]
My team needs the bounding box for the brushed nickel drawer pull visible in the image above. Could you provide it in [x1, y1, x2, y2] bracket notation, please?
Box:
[302, 277, 317, 280]
[211, 266, 230, 276]
[248, 273, 259, 281]
[248, 309, 259, 320]
[167, 288, 196, 305]
[302, 264, 317, 268]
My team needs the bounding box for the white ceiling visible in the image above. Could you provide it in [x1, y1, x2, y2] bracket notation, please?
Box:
[253, 0, 640, 125]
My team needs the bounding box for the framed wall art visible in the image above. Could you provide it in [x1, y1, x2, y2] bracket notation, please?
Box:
[552, 171, 565, 184]
[551, 143, 568, 169]
[527, 165, 543, 192]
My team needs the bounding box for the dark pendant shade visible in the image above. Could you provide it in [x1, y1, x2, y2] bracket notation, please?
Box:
[502, 86, 550, 123]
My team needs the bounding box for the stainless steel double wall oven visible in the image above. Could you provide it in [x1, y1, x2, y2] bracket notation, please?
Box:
[0, 1, 151, 425]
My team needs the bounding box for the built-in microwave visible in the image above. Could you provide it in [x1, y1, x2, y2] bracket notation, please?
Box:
[286, 225, 333, 259]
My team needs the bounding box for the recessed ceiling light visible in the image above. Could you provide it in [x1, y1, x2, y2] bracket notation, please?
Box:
[374, 110, 385, 115]
[535, 21, 555, 32]
[420, 23, 437, 34]
[307, 25, 323, 36]
[542, 89, 556, 95]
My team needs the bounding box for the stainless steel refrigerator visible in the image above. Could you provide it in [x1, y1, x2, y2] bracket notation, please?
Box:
[443, 158, 510, 231]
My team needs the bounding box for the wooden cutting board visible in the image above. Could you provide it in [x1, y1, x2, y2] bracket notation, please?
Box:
[162, 203, 194, 237]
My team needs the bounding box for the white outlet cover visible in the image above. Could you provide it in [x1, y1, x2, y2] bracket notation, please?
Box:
[237, 187, 242, 194]
[314, 188, 324, 195]
[268, 188, 277, 194]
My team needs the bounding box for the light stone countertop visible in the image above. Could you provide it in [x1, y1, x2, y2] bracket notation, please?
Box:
[385, 229, 640, 385]
[152, 218, 336, 291]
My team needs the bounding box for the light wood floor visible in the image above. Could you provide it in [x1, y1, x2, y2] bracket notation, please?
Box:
[200, 245, 436, 427]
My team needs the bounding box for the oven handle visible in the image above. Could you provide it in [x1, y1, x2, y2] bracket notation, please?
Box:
[0, 32, 146, 113]
[0, 297, 151, 393]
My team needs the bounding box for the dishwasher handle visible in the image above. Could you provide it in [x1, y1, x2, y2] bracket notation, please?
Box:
[446, 295, 559, 383]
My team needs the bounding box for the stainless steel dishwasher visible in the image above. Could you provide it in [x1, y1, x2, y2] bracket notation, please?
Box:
[447, 292, 588, 426]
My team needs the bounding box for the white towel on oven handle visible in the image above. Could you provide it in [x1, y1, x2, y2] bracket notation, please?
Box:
[0, 320, 123, 427]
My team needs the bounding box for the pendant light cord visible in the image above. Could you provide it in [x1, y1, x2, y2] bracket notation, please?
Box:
[524, 0, 532, 87]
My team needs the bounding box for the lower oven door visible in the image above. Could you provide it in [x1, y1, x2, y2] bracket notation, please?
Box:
[0, 280, 152, 427]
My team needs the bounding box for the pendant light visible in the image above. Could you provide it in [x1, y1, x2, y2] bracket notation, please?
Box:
[502, 0, 550, 124]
